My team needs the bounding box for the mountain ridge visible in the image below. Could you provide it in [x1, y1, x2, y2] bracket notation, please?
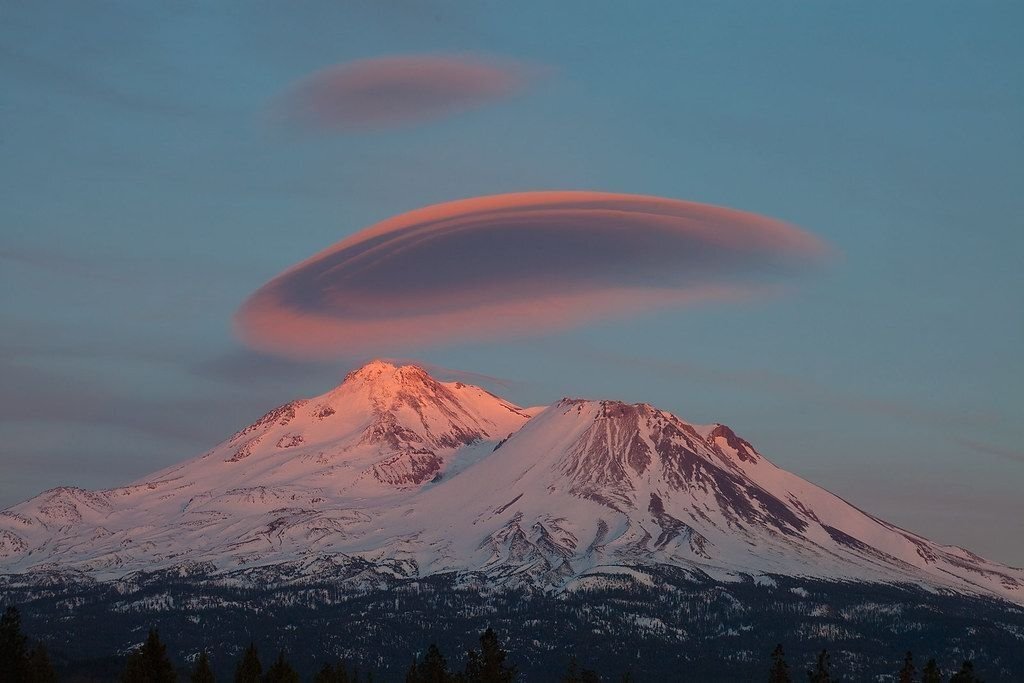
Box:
[1, 359, 1021, 607]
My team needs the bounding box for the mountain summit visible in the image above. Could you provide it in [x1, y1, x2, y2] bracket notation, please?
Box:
[1, 361, 1021, 606]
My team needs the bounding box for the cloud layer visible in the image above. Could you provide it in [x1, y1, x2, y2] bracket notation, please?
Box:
[236, 192, 825, 359]
[276, 54, 528, 131]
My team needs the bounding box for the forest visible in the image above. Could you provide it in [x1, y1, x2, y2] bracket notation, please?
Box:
[0, 605, 989, 682]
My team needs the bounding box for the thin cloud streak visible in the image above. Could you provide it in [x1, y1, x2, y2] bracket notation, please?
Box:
[235, 191, 827, 359]
[567, 346, 1003, 431]
[955, 438, 1024, 465]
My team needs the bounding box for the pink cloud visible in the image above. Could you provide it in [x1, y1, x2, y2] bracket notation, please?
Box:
[235, 191, 827, 359]
[274, 54, 529, 131]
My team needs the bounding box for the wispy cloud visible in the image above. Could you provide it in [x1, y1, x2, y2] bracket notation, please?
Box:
[562, 345, 1003, 431]
[0, 44, 204, 117]
[954, 438, 1024, 465]
[272, 54, 533, 131]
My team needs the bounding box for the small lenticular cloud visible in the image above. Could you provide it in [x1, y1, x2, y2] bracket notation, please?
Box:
[275, 54, 529, 131]
[235, 192, 827, 359]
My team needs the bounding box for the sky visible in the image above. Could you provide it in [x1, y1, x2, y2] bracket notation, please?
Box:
[1, 2, 1022, 564]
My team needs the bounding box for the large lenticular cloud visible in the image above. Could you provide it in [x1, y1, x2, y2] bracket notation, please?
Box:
[236, 192, 826, 359]
[277, 54, 528, 131]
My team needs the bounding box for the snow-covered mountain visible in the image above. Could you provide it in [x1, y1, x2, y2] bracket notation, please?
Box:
[1, 360, 1021, 606]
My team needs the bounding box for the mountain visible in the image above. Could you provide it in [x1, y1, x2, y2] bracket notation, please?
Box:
[2, 359, 1020, 607]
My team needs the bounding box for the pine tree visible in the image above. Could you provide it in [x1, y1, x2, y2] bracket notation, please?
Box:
[807, 649, 831, 683]
[122, 628, 177, 683]
[0, 606, 30, 682]
[417, 644, 450, 683]
[920, 658, 941, 683]
[463, 628, 516, 683]
[234, 643, 262, 683]
[769, 644, 791, 683]
[314, 663, 353, 683]
[26, 644, 57, 683]
[898, 651, 916, 683]
[949, 660, 983, 683]
[191, 651, 215, 683]
[561, 656, 600, 683]
[562, 657, 582, 683]
[264, 651, 301, 683]
[406, 657, 422, 683]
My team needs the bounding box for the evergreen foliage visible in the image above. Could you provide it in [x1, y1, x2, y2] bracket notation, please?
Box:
[0, 606, 30, 682]
[264, 651, 301, 683]
[0, 602, 1006, 682]
[898, 651, 916, 683]
[190, 651, 215, 683]
[234, 643, 262, 683]
[806, 649, 831, 683]
[920, 658, 942, 683]
[463, 627, 516, 683]
[313, 662, 353, 683]
[122, 628, 177, 683]
[769, 643, 791, 683]
[949, 660, 983, 683]
[417, 644, 450, 683]
[0, 606, 56, 683]
[25, 644, 57, 683]
[562, 656, 601, 683]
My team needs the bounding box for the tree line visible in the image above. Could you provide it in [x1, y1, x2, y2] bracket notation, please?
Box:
[1, 605, 989, 682]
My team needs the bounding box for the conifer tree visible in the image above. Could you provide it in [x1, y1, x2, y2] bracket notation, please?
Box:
[417, 644, 450, 683]
[191, 651, 215, 683]
[561, 656, 600, 683]
[949, 660, 982, 683]
[122, 628, 177, 683]
[769, 644, 791, 683]
[314, 663, 352, 683]
[406, 657, 421, 683]
[920, 658, 941, 683]
[807, 649, 831, 683]
[234, 643, 262, 683]
[26, 644, 57, 683]
[898, 651, 916, 683]
[463, 628, 516, 683]
[264, 651, 301, 683]
[0, 605, 30, 682]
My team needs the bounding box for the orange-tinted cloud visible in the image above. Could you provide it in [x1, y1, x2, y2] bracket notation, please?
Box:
[235, 191, 827, 359]
[275, 54, 529, 131]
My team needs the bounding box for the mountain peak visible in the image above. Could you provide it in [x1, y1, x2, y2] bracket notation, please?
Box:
[344, 359, 428, 383]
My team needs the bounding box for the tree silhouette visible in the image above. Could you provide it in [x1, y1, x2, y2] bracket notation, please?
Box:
[920, 658, 941, 683]
[122, 628, 177, 683]
[417, 644, 450, 683]
[769, 643, 791, 683]
[562, 656, 600, 683]
[264, 651, 301, 683]
[949, 660, 983, 683]
[807, 649, 831, 683]
[0, 606, 30, 682]
[898, 651, 916, 683]
[190, 651, 215, 683]
[234, 643, 262, 683]
[464, 628, 516, 683]
[314, 662, 352, 683]
[26, 644, 57, 683]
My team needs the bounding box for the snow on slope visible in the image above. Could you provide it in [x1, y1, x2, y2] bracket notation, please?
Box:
[0, 361, 1020, 606]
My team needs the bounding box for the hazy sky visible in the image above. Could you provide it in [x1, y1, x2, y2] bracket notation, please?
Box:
[1, 2, 1022, 564]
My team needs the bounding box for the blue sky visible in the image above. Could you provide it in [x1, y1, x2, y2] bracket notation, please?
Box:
[1, 2, 1022, 563]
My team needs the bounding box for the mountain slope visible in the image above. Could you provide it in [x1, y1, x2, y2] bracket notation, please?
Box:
[1, 361, 1020, 606]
